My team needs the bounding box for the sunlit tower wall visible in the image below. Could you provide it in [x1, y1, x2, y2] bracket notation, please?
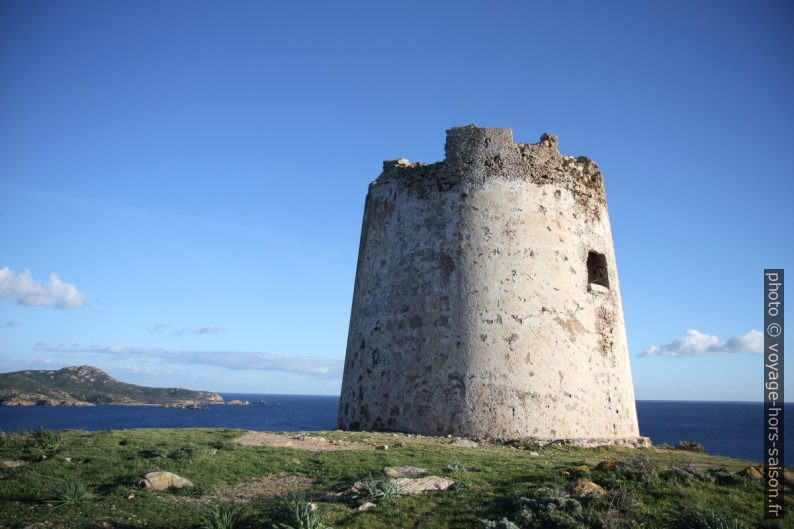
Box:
[338, 125, 648, 445]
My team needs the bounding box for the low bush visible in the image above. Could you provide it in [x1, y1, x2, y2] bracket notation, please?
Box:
[677, 440, 706, 453]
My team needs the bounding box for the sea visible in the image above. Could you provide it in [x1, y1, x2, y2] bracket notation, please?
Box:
[0, 395, 788, 463]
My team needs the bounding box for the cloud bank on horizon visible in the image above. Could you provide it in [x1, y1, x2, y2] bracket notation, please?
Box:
[640, 329, 762, 358]
[0, 267, 86, 309]
[33, 343, 342, 378]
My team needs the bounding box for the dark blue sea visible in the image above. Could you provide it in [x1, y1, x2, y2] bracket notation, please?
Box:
[0, 395, 788, 463]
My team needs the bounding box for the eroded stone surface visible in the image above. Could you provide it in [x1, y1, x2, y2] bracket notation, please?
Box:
[382, 466, 429, 478]
[338, 125, 643, 444]
[393, 476, 455, 494]
[139, 471, 193, 491]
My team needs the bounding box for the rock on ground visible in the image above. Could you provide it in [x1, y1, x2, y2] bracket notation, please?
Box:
[357, 502, 377, 512]
[570, 477, 606, 499]
[382, 466, 429, 478]
[139, 471, 194, 491]
[450, 439, 478, 448]
[394, 476, 455, 494]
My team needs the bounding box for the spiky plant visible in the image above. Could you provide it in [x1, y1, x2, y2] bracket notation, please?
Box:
[32, 428, 62, 452]
[443, 460, 467, 473]
[199, 503, 245, 529]
[273, 497, 329, 529]
[353, 475, 404, 503]
[45, 478, 95, 507]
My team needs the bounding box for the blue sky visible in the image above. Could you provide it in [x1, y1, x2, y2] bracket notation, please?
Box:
[1, 1, 791, 400]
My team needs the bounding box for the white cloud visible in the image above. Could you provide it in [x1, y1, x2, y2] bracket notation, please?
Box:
[150, 323, 226, 336]
[192, 325, 225, 334]
[33, 343, 342, 378]
[639, 329, 763, 357]
[148, 323, 171, 334]
[0, 267, 86, 309]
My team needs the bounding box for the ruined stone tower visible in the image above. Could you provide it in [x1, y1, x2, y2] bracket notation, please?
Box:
[338, 125, 647, 445]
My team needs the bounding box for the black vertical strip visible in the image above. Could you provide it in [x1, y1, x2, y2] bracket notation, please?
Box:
[764, 269, 784, 519]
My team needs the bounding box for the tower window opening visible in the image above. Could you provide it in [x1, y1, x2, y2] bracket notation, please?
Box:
[587, 251, 610, 289]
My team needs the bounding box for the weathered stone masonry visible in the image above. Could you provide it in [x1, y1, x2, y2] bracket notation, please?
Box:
[338, 125, 648, 446]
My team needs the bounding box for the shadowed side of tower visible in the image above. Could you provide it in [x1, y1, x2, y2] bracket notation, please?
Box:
[338, 125, 648, 446]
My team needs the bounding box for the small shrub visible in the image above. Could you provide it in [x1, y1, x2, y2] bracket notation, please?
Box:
[516, 489, 586, 529]
[660, 465, 713, 485]
[451, 479, 471, 491]
[45, 478, 95, 507]
[118, 438, 129, 446]
[676, 440, 706, 453]
[353, 475, 404, 503]
[616, 457, 656, 482]
[597, 488, 636, 512]
[482, 518, 520, 529]
[199, 503, 245, 529]
[209, 439, 236, 451]
[169, 442, 201, 459]
[587, 488, 640, 528]
[672, 507, 749, 529]
[273, 497, 329, 529]
[444, 460, 468, 473]
[564, 465, 590, 479]
[139, 447, 169, 459]
[170, 442, 216, 459]
[32, 428, 62, 452]
[711, 470, 745, 486]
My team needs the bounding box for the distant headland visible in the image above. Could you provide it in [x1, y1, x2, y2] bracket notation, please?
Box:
[0, 365, 224, 407]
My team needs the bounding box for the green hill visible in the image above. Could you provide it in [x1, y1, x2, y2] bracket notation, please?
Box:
[0, 365, 223, 406]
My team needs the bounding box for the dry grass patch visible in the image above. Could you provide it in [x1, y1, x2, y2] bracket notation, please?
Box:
[212, 473, 314, 502]
[233, 431, 370, 451]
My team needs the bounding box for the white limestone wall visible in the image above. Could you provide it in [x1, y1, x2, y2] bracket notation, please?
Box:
[338, 126, 643, 443]
[456, 177, 638, 440]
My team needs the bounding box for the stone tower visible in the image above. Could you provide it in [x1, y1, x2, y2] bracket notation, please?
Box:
[338, 125, 647, 445]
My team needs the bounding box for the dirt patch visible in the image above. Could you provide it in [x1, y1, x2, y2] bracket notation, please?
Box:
[213, 474, 314, 502]
[233, 432, 370, 451]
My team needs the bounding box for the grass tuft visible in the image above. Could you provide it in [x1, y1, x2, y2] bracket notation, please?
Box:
[32, 428, 62, 452]
[443, 460, 467, 473]
[273, 497, 330, 529]
[45, 477, 96, 507]
[353, 475, 405, 503]
[199, 503, 246, 529]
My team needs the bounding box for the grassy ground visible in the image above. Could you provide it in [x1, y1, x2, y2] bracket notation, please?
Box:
[0, 428, 789, 529]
